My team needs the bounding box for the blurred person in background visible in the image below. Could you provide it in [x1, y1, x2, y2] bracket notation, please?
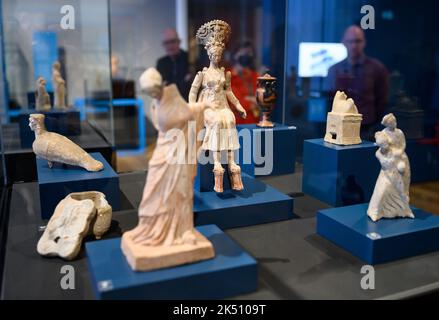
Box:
[327, 25, 389, 139]
[111, 53, 125, 80]
[229, 41, 259, 124]
[156, 28, 192, 98]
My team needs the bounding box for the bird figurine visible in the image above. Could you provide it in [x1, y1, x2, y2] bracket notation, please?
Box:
[29, 114, 104, 172]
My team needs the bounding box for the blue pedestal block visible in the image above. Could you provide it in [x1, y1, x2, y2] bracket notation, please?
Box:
[317, 204, 439, 264]
[194, 174, 294, 229]
[19, 109, 81, 148]
[237, 123, 297, 176]
[37, 152, 120, 219]
[302, 139, 380, 207]
[85, 225, 258, 300]
[406, 140, 439, 183]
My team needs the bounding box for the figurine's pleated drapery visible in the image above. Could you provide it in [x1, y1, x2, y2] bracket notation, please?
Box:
[193, 68, 240, 152]
[367, 164, 411, 218]
[127, 85, 204, 246]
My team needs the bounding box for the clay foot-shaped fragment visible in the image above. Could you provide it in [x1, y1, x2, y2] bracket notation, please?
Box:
[229, 165, 244, 191]
[213, 167, 225, 193]
[37, 199, 96, 260]
[69, 191, 112, 239]
[37, 192, 112, 260]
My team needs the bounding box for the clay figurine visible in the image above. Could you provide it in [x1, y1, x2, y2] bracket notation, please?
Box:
[324, 91, 363, 145]
[367, 114, 414, 222]
[37, 191, 112, 260]
[189, 20, 246, 193]
[35, 77, 51, 111]
[52, 61, 67, 109]
[29, 114, 103, 172]
[122, 68, 215, 272]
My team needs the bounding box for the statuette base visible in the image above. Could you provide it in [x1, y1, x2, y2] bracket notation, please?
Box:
[121, 230, 215, 272]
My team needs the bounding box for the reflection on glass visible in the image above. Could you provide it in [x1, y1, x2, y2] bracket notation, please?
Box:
[1, 0, 113, 144]
[285, 0, 439, 167]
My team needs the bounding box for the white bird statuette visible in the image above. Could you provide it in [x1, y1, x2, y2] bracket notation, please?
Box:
[29, 114, 104, 172]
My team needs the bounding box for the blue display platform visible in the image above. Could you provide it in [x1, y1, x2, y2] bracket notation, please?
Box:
[317, 204, 439, 264]
[86, 225, 258, 300]
[194, 173, 294, 229]
[237, 123, 297, 176]
[19, 109, 81, 148]
[406, 140, 439, 183]
[302, 139, 380, 207]
[37, 152, 120, 219]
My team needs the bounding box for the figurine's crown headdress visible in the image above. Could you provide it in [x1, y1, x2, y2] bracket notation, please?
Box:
[196, 20, 231, 48]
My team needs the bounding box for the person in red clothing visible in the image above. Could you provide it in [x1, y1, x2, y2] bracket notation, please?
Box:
[228, 41, 260, 124]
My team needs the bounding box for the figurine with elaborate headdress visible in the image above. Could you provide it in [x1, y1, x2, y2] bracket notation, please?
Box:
[189, 20, 247, 193]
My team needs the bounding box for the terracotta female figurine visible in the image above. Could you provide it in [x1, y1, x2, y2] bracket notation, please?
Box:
[35, 77, 51, 111]
[52, 61, 67, 109]
[121, 68, 215, 272]
[189, 20, 247, 193]
[367, 114, 414, 222]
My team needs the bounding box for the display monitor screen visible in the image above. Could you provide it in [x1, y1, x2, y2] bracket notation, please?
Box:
[298, 42, 347, 78]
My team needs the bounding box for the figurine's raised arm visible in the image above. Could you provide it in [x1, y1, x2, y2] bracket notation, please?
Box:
[225, 71, 247, 119]
[189, 71, 203, 104]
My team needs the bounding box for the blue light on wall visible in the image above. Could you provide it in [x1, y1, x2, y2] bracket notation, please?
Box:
[32, 32, 58, 92]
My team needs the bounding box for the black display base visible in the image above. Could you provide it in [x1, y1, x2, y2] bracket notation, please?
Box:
[2, 122, 115, 184]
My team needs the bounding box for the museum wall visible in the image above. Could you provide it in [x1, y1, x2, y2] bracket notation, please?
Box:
[109, 0, 176, 121]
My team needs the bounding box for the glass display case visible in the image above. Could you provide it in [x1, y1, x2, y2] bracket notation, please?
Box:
[0, 0, 438, 302]
[283, 0, 439, 216]
[284, 0, 439, 164]
[108, 0, 288, 172]
[0, 0, 115, 184]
